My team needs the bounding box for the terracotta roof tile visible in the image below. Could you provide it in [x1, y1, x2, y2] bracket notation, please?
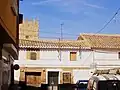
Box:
[19, 39, 90, 49]
[79, 33, 120, 49]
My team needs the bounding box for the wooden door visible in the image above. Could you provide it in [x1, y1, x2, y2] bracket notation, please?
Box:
[25, 72, 41, 87]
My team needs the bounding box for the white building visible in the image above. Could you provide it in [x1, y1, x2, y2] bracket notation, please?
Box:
[14, 33, 120, 87]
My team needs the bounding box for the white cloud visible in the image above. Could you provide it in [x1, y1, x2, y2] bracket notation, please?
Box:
[31, 0, 105, 14]
[84, 3, 105, 9]
[32, 0, 62, 5]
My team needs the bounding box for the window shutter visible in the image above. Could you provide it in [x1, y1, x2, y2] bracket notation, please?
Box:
[70, 52, 77, 61]
[26, 51, 40, 60]
[30, 52, 37, 60]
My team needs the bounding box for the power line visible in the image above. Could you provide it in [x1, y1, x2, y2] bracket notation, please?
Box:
[20, 28, 80, 36]
[19, 33, 77, 39]
[72, 8, 120, 80]
[96, 8, 120, 33]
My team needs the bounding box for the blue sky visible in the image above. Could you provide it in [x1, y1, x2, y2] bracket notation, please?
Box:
[20, 0, 120, 39]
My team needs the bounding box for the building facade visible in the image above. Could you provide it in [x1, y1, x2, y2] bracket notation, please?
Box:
[14, 20, 120, 88]
[15, 39, 92, 87]
[0, 0, 23, 90]
[15, 36, 120, 87]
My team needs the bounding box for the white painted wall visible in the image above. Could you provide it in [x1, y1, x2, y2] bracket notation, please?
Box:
[18, 49, 120, 65]
[19, 50, 26, 60]
[93, 50, 120, 69]
[40, 50, 59, 60]
[94, 50, 118, 60]
[73, 69, 93, 83]
[17, 50, 93, 67]
[15, 49, 120, 83]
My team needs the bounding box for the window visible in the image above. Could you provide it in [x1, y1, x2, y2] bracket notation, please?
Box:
[30, 52, 37, 60]
[63, 72, 71, 84]
[118, 52, 120, 59]
[70, 52, 77, 61]
[25, 35, 29, 39]
[26, 51, 40, 60]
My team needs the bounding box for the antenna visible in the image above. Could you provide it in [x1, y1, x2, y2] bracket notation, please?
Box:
[60, 23, 64, 40]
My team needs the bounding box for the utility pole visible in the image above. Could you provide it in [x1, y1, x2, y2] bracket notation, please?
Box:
[59, 23, 64, 61]
[60, 23, 64, 40]
[58, 38, 61, 61]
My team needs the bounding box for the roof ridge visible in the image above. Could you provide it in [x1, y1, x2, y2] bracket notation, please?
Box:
[19, 39, 85, 43]
[81, 33, 120, 36]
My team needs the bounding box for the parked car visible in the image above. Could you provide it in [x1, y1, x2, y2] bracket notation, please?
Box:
[76, 80, 88, 90]
[87, 74, 120, 90]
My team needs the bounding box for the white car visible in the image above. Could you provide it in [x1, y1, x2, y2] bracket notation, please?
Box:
[87, 74, 120, 90]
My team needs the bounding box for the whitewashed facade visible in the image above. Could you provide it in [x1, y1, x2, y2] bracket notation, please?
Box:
[15, 49, 93, 83]
[14, 48, 120, 84]
[14, 34, 120, 86]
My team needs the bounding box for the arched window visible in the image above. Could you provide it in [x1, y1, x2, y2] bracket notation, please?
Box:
[30, 52, 37, 60]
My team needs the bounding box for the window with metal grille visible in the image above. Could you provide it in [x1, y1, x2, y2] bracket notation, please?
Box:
[30, 52, 37, 60]
[63, 72, 71, 84]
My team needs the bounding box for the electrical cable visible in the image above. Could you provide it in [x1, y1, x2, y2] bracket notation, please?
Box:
[96, 8, 120, 33]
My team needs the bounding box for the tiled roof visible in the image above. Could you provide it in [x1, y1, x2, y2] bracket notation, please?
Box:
[20, 33, 120, 49]
[19, 39, 90, 49]
[79, 33, 120, 49]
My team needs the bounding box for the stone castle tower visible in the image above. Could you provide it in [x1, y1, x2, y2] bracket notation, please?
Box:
[19, 19, 39, 40]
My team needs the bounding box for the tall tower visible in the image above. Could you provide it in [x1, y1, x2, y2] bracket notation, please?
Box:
[19, 19, 39, 40]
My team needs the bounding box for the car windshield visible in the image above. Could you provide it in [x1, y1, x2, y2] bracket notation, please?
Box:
[98, 80, 120, 90]
[77, 80, 88, 84]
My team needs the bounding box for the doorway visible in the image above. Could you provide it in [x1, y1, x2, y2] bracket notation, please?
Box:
[25, 72, 41, 87]
[48, 71, 59, 90]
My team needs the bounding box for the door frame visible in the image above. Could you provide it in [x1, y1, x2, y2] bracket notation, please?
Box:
[25, 72, 41, 86]
[46, 69, 62, 84]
